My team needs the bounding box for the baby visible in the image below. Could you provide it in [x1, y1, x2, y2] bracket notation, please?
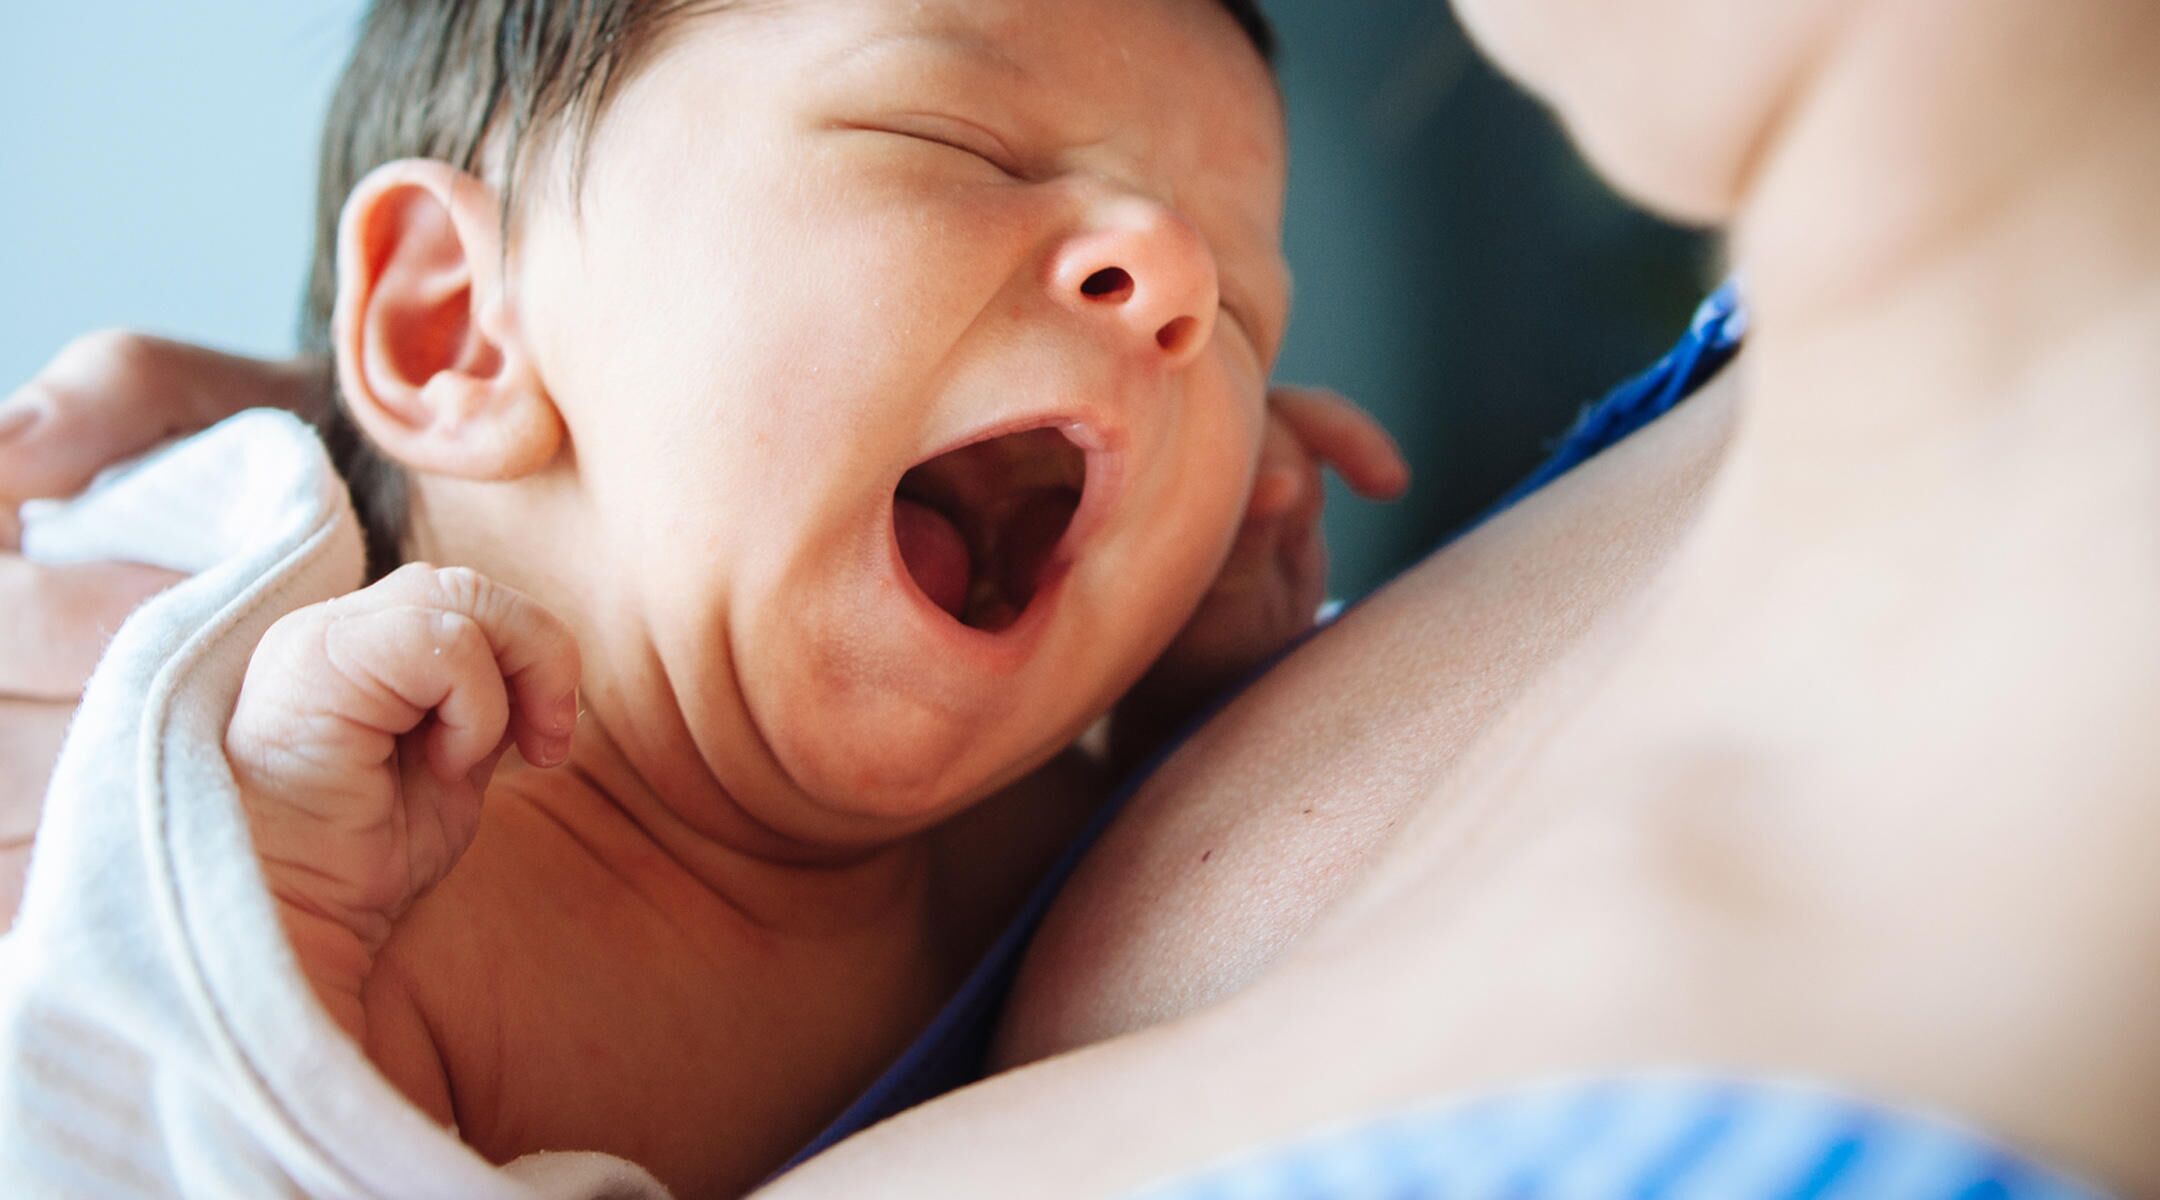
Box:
[223, 0, 1401, 1196]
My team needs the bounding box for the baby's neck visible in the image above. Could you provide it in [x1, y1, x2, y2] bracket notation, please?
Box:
[1727, 0, 2160, 503]
[492, 718, 940, 940]
[402, 475, 950, 907]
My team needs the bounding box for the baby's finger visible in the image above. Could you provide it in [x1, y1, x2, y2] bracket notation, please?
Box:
[0, 555, 184, 700]
[1268, 386, 1410, 500]
[1279, 479, 1330, 619]
[355, 565, 582, 770]
[318, 606, 511, 784]
[0, 333, 322, 505]
[1247, 412, 1322, 522]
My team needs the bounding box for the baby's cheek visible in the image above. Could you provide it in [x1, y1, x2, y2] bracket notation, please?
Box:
[1147, 471, 1254, 629]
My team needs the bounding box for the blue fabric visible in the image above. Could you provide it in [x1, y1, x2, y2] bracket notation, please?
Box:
[780, 285, 1748, 1171]
[1476, 277, 1745, 524]
[1126, 1077, 2106, 1200]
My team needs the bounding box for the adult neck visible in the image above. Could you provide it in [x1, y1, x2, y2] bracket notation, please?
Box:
[1723, 0, 2160, 510]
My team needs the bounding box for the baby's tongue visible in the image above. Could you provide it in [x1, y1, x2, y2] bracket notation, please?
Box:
[894, 499, 971, 618]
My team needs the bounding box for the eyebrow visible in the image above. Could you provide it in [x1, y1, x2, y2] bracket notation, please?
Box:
[818, 26, 1035, 84]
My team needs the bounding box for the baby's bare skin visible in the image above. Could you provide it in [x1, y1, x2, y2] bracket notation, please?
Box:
[223, 386, 1397, 1199]
[224, 564, 1084, 1195]
[218, 389, 1398, 1200]
[225, 565, 582, 1036]
[355, 739, 970, 1194]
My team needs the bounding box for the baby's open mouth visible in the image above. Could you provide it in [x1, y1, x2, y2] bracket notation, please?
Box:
[894, 427, 1085, 633]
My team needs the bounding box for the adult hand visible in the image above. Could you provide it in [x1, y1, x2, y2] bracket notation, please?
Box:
[2, 331, 322, 920]
[1110, 386, 1408, 765]
[0, 330, 323, 502]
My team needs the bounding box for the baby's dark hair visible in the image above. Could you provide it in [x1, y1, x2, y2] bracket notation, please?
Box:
[299, 0, 1277, 576]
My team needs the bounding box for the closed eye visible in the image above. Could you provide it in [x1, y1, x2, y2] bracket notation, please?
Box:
[846, 115, 1025, 179]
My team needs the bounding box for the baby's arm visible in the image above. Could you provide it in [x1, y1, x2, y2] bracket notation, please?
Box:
[225, 563, 581, 1044]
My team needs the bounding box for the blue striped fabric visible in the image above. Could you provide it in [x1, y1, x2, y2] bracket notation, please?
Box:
[1126, 1077, 2108, 1200]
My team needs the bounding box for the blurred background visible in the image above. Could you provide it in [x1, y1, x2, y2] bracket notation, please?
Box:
[0, 1, 1711, 598]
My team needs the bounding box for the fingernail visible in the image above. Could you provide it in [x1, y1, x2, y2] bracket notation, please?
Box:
[0, 399, 44, 443]
[538, 735, 571, 766]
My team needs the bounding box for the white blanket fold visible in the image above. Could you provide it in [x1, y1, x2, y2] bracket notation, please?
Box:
[2, 412, 667, 1199]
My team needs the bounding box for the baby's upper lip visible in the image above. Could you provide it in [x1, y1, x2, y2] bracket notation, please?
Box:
[901, 399, 1128, 531]
[907, 401, 1126, 468]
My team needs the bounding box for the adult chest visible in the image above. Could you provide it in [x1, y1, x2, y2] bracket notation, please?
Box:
[994, 378, 1738, 1066]
[1286, 507, 2160, 1195]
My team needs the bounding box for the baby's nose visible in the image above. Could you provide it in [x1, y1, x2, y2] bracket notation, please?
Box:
[1051, 201, 1219, 368]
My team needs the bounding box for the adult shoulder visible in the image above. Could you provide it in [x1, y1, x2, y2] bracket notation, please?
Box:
[996, 367, 1742, 1066]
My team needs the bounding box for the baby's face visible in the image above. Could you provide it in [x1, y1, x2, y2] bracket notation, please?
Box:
[510, 0, 1286, 835]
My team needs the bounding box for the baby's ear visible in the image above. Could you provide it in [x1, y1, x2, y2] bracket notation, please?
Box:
[331, 159, 562, 480]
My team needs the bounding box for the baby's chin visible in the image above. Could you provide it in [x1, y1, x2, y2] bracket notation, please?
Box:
[687, 421, 1224, 835]
[781, 716, 1073, 829]
[718, 586, 1161, 838]
[707, 524, 1123, 830]
[735, 628, 1108, 831]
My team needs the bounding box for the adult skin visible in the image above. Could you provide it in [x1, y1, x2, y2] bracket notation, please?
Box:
[7, 0, 2157, 1196]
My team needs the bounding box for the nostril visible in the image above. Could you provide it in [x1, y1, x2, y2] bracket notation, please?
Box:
[1079, 267, 1134, 302]
[1155, 316, 1200, 356]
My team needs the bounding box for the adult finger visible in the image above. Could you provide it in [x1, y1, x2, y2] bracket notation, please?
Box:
[1268, 386, 1411, 500]
[0, 555, 185, 700]
[0, 332, 326, 504]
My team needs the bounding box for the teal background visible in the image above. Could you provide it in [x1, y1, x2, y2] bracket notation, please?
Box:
[1263, 3, 1711, 594]
[0, 2, 1709, 597]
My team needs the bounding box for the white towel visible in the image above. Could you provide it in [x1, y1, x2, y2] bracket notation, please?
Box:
[2, 411, 669, 1199]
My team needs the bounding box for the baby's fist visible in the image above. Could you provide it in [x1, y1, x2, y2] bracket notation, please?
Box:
[227, 565, 580, 989]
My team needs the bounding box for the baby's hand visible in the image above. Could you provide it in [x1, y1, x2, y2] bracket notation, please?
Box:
[225, 564, 580, 1035]
[1114, 387, 1407, 764]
